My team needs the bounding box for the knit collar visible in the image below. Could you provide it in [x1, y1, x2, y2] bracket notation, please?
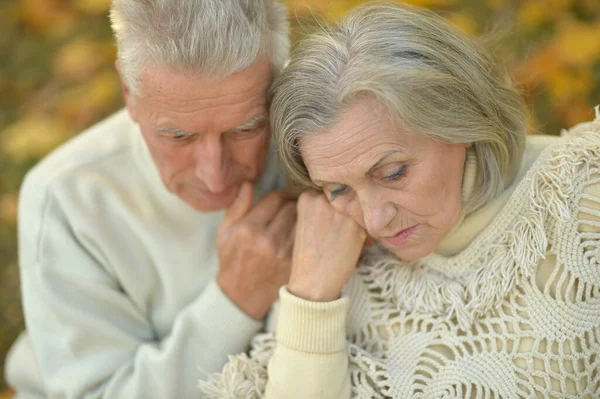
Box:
[434, 147, 481, 257]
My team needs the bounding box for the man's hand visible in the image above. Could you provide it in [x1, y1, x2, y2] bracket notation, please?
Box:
[217, 181, 296, 320]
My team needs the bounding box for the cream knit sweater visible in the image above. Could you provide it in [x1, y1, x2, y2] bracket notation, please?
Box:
[200, 113, 600, 398]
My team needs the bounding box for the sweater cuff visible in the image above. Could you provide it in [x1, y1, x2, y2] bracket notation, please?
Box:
[276, 286, 349, 354]
[190, 279, 263, 347]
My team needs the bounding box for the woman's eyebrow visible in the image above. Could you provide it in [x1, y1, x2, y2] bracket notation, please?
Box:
[365, 151, 404, 174]
[312, 151, 404, 185]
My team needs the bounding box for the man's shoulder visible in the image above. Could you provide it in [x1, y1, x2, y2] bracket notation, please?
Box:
[25, 109, 135, 187]
[21, 109, 139, 198]
[19, 109, 143, 228]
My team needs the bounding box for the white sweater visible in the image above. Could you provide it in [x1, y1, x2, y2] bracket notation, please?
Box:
[5, 109, 287, 398]
[201, 115, 600, 398]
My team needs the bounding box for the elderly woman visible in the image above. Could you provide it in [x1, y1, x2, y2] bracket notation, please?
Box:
[201, 4, 600, 398]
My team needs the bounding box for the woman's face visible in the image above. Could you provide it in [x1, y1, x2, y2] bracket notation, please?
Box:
[300, 98, 469, 260]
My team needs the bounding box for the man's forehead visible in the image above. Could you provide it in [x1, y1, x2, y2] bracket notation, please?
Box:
[139, 59, 273, 100]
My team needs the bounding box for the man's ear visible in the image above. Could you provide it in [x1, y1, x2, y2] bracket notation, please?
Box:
[115, 60, 138, 122]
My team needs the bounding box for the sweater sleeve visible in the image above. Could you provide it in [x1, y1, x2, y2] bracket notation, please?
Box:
[19, 183, 263, 398]
[264, 287, 351, 399]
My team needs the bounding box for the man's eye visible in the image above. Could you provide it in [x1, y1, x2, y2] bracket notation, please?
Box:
[172, 134, 190, 140]
[227, 127, 260, 140]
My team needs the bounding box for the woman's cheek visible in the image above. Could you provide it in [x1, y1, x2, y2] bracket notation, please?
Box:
[340, 198, 366, 230]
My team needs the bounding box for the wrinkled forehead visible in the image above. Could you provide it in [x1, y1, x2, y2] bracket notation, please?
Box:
[299, 99, 418, 179]
[135, 61, 272, 130]
[138, 59, 273, 104]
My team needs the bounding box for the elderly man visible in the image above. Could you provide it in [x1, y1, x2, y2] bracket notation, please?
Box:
[5, 0, 293, 397]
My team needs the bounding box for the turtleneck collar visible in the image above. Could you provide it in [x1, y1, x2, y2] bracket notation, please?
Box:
[434, 147, 480, 256]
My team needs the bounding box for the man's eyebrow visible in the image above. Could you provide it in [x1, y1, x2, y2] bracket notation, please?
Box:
[155, 114, 267, 136]
[155, 126, 196, 136]
[227, 114, 266, 133]
[312, 150, 404, 186]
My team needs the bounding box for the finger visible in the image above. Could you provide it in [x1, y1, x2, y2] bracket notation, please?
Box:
[222, 181, 254, 227]
[284, 222, 296, 256]
[245, 190, 295, 227]
[266, 201, 297, 241]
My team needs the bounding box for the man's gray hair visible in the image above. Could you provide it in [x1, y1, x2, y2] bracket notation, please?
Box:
[271, 3, 527, 213]
[110, 0, 290, 95]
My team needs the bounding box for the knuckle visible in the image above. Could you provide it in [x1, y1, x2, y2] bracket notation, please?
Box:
[234, 223, 255, 240]
[281, 201, 297, 216]
[261, 191, 286, 209]
[256, 234, 277, 256]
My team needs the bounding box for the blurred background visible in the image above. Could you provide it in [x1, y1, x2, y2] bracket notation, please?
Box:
[0, 0, 599, 394]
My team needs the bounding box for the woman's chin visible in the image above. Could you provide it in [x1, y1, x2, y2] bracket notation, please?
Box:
[385, 241, 436, 261]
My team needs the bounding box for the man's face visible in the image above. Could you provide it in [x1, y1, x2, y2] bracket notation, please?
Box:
[123, 59, 273, 212]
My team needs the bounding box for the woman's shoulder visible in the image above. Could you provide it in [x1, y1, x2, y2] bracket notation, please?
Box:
[525, 114, 600, 166]
[521, 113, 600, 186]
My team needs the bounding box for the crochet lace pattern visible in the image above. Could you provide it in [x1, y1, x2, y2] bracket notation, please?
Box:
[200, 113, 600, 398]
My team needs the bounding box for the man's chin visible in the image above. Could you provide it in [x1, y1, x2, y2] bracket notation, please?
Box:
[180, 186, 239, 212]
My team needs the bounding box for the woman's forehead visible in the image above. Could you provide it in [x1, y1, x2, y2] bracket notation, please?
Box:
[300, 101, 416, 165]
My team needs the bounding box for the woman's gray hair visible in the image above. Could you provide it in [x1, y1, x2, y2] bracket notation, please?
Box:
[110, 0, 290, 95]
[271, 3, 527, 213]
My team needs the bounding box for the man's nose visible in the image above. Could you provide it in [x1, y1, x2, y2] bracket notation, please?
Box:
[194, 139, 228, 192]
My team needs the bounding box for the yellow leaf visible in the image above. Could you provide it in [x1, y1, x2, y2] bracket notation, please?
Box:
[1, 114, 72, 162]
[56, 69, 121, 127]
[400, 0, 456, 7]
[53, 39, 116, 82]
[546, 67, 593, 105]
[547, 0, 572, 10]
[0, 390, 15, 399]
[0, 194, 18, 225]
[445, 13, 478, 36]
[517, 1, 552, 31]
[86, 70, 122, 109]
[19, 0, 76, 37]
[514, 47, 561, 86]
[288, 0, 334, 14]
[559, 100, 595, 128]
[484, 0, 507, 11]
[555, 21, 600, 66]
[72, 0, 112, 15]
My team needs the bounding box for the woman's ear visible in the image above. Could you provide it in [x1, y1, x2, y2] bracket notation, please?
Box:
[115, 61, 138, 122]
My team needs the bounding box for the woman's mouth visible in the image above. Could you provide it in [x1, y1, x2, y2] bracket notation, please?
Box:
[382, 225, 417, 246]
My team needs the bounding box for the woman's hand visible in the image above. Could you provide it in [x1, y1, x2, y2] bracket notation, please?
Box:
[288, 190, 367, 302]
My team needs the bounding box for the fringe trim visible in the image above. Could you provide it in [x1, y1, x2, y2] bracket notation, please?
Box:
[358, 120, 600, 330]
[198, 334, 276, 399]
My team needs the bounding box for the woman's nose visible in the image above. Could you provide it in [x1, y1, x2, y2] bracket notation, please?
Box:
[361, 195, 396, 236]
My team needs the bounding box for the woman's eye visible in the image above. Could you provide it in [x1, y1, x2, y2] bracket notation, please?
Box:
[382, 166, 406, 181]
[329, 185, 348, 201]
